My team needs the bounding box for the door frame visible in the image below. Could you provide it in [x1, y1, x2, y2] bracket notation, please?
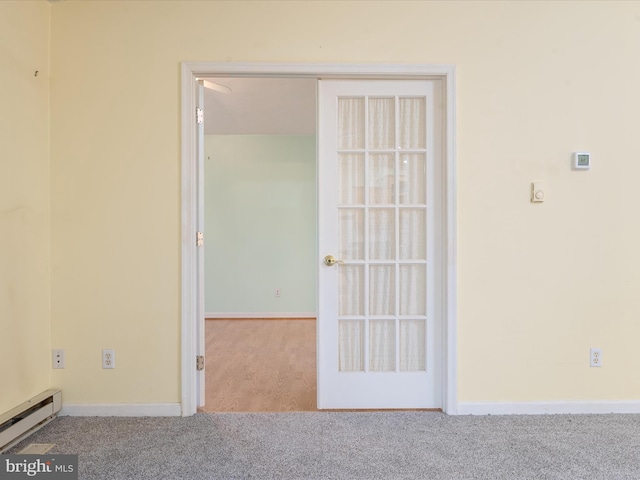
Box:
[180, 62, 458, 416]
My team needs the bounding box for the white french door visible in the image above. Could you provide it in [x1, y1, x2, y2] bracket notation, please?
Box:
[318, 79, 440, 409]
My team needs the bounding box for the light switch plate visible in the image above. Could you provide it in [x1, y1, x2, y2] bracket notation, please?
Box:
[531, 182, 545, 203]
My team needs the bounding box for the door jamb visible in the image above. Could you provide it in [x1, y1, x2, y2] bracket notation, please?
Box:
[180, 62, 458, 416]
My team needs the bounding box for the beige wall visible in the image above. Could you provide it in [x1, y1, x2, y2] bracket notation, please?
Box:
[0, 1, 51, 413]
[47, 0, 640, 405]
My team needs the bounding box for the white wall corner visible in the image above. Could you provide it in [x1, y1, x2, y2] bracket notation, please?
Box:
[456, 401, 640, 415]
[59, 403, 182, 417]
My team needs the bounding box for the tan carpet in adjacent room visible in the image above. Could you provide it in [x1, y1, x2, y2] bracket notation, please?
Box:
[200, 318, 317, 412]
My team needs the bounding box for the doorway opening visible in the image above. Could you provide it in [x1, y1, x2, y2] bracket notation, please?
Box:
[181, 63, 457, 417]
[199, 77, 318, 412]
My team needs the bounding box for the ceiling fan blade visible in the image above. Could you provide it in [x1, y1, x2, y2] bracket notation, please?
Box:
[200, 79, 232, 94]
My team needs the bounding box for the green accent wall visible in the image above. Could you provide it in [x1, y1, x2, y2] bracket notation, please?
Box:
[204, 135, 317, 314]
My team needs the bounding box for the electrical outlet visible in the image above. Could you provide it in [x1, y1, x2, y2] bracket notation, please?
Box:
[590, 348, 602, 367]
[275, 288, 281, 297]
[102, 349, 115, 369]
[52, 349, 65, 369]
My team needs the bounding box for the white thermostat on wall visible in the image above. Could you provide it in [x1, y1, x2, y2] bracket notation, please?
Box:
[573, 152, 591, 170]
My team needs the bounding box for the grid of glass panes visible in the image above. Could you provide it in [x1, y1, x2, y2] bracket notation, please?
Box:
[337, 96, 428, 373]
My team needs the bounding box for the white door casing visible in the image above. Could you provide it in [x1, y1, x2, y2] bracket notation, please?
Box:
[180, 63, 457, 416]
[318, 80, 441, 409]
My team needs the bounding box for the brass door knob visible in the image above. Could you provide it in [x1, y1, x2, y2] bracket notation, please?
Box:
[323, 255, 343, 267]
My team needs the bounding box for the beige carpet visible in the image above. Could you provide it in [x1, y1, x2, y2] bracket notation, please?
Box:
[201, 318, 316, 412]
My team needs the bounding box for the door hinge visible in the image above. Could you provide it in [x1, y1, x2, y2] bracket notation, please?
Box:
[196, 231, 204, 247]
[196, 108, 203, 124]
[196, 355, 204, 371]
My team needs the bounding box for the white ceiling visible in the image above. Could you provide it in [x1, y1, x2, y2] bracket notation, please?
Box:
[202, 77, 316, 135]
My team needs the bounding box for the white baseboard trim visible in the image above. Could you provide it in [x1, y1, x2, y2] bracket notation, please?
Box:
[59, 403, 182, 417]
[457, 401, 640, 415]
[205, 312, 316, 319]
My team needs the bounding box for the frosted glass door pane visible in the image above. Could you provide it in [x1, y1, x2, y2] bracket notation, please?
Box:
[369, 209, 395, 260]
[399, 265, 426, 315]
[339, 265, 364, 315]
[339, 209, 364, 260]
[399, 97, 426, 149]
[339, 153, 364, 204]
[338, 98, 364, 149]
[339, 321, 364, 371]
[370, 265, 395, 315]
[399, 153, 426, 205]
[369, 98, 395, 149]
[368, 154, 395, 204]
[399, 208, 426, 260]
[370, 320, 396, 371]
[399, 320, 426, 371]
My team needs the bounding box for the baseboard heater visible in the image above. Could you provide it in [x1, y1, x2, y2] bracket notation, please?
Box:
[0, 389, 61, 453]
